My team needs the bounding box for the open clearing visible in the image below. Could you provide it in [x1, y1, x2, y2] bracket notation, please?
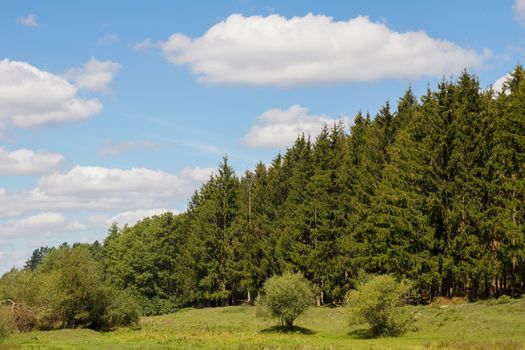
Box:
[2, 298, 525, 349]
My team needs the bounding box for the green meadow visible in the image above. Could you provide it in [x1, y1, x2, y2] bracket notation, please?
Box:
[3, 298, 525, 350]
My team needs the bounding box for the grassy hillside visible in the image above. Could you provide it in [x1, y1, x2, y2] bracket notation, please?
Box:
[2, 298, 525, 349]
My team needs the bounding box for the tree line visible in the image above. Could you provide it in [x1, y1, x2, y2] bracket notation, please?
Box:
[3, 67, 525, 317]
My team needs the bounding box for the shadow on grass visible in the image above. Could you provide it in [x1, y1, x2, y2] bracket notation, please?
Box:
[259, 325, 316, 335]
[347, 328, 372, 339]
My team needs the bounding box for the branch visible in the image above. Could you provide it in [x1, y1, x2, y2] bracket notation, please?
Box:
[1, 299, 15, 310]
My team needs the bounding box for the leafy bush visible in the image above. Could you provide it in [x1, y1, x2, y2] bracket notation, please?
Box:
[35, 246, 113, 329]
[496, 295, 513, 304]
[256, 272, 313, 328]
[485, 294, 514, 306]
[136, 295, 182, 316]
[346, 275, 413, 337]
[103, 290, 141, 330]
[0, 245, 141, 331]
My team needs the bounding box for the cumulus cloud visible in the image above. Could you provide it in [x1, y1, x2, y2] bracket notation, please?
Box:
[99, 140, 156, 156]
[63, 57, 122, 93]
[515, 0, 525, 26]
[0, 147, 64, 174]
[0, 212, 66, 239]
[17, 14, 39, 27]
[493, 73, 511, 94]
[160, 13, 486, 86]
[37, 166, 210, 198]
[243, 105, 347, 148]
[0, 165, 214, 218]
[0, 59, 102, 128]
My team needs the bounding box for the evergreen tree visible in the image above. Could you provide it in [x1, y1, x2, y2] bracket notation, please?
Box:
[368, 88, 437, 295]
[489, 65, 525, 295]
[24, 247, 53, 272]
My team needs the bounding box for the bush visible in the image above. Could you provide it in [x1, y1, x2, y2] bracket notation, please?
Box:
[103, 290, 141, 330]
[256, 272, 313, 328]
[0, 245, 141, 331]
[137, 295, 181, 316]
[35, 246, 111, 329]
[346, 275, 413, 337]
[495, 295, 513, 304]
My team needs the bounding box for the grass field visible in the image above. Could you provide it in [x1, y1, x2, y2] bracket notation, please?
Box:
[2, 298, 525, 349]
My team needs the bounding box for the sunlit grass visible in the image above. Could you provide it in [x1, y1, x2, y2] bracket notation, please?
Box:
[2, 298, 525, 349]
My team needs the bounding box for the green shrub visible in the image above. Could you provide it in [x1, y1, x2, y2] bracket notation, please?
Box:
[104, 290, 141, 329]
[35, 246, 110, 329]
[137, 295, 181, 316]
[484, 294, 515, 306]
[0, 245, 141, 331]
[346, 275, 413, 337]
[256, 272, 313, 328]
[495, 295, 513, 304]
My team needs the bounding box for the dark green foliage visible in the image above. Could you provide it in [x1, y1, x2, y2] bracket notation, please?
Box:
[103, 212, 190, 314]
[24, 246, 53, 271]
[256, 272, 313, 328]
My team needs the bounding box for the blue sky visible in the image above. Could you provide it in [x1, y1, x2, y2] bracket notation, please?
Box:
[0, 0, 524, 273]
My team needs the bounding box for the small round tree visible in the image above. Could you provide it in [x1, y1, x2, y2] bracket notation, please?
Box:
[256, 272, 313, 328]
[346, 275, 413, 337]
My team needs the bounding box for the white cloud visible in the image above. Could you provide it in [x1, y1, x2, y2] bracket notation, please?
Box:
[0, 59, 102, 128]
[243, 105, 347, 148]
[515, 0, 525, 26]
[134, 38, 161, 51]
[0, 147, 64, 174]
[37, 166, 210, 198]
[0, 212, 66, 239]
[97, 34, 119, 45]
[17, 14, 39, 27]
[17, 212, 66, 229]
[63, 57, 122, 93]
[160, 13, 486, 86]
[99, 140, 156, 156]
[0, 165, 214, 217]
[107, 208, 177, 226]
[493, 73, 511, 94]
